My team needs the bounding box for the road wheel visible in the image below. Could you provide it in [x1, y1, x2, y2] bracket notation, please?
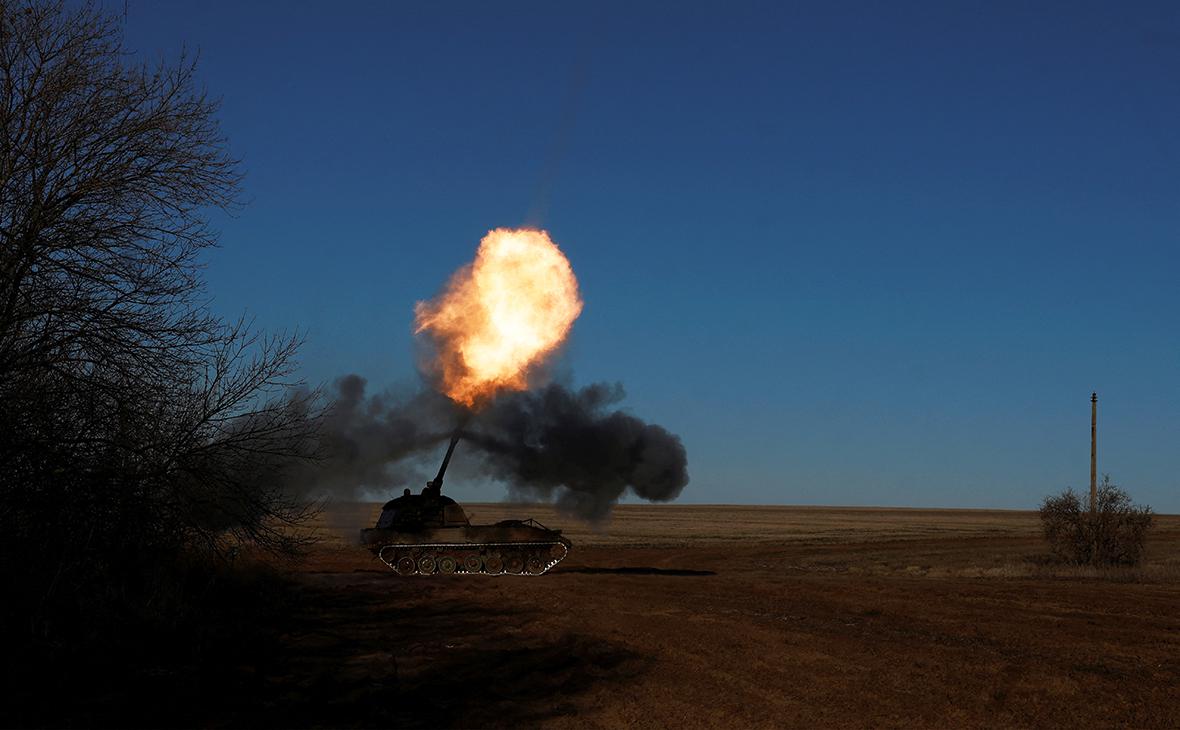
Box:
[526, 555, 546, 575]
[417, 554, 436, 575]
[378, 546, 397, 567]
[395, 556, 416, 576]
[505, 555, 524, 574]
[438, 555, 457, 574]
[463, 554, 483, 573]
[484, 555, 504, 575]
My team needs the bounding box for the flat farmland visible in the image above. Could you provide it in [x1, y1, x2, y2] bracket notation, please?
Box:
[243, 504, 1180, 728]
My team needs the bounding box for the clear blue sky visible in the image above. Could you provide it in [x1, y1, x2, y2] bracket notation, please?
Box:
[118, 1, 1179, 511]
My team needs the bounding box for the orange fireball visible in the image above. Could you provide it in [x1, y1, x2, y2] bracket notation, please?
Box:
[415, 228, 583, 407]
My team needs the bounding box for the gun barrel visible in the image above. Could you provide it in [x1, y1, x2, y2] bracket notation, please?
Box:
[430, 431, 462, 492]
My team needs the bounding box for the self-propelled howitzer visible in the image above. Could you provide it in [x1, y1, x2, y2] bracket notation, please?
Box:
[360, 432, 571, 575]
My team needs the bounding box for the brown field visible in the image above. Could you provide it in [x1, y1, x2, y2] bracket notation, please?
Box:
[248, 503, 1180, 728]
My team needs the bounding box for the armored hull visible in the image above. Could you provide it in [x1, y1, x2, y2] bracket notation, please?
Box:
[361, 518, 570, 576]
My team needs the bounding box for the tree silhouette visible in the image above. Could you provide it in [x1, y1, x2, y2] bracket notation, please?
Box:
[0, 0, 319, 631]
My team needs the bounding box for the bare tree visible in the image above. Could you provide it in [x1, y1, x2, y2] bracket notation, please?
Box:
[0, 0, 319, 583]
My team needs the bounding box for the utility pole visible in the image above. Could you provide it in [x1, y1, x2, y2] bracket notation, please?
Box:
[1090, 392, 1097, 515]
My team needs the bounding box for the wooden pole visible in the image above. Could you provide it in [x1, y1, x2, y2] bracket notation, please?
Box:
[1090, 392, 1097, 514]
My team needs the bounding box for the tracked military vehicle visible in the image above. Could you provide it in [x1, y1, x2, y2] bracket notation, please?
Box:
[360, 433, 571, 575]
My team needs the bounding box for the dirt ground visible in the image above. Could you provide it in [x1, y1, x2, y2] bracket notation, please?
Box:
[231, 503, 1180, 728]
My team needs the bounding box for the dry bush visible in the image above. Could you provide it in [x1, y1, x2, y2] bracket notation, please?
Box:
[1039, 476, 1153, 566]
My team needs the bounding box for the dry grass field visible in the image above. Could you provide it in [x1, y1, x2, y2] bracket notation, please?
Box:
[235, 503, 1180, 728]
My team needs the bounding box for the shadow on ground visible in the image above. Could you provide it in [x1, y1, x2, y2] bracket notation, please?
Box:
[217, 579, 649, 728]
[558, 566, 716, 576]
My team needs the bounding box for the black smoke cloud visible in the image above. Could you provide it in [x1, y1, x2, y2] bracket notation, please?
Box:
[288, 375, 689, 520]
[468, 383, 689, 520]
[281, 375, 461, 498]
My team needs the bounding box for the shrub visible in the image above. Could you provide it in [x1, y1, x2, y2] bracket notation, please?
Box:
[1039, 476, 1153, 566]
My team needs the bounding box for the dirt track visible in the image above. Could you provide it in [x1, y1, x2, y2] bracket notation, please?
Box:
[242, 504, 1180, 728]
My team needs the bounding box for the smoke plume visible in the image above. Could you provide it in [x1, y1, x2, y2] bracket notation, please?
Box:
[281, 375, 460, 499]
[469, 383, 689, 521]
[289, 375, 689, 520]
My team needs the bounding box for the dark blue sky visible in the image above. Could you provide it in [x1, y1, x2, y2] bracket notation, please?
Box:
[119, 1, 1179, 510]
